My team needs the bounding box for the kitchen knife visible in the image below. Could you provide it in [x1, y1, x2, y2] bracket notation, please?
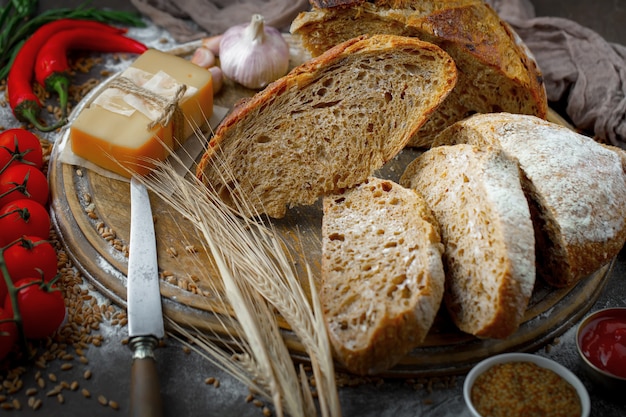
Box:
[127, 176, 165, 417]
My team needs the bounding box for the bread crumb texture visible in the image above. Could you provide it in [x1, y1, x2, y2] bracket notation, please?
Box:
[321, 177, 445, 374]
[197, 34, 456, 218]
[400, 144, 535, 339]
[290, 0, 548, 148]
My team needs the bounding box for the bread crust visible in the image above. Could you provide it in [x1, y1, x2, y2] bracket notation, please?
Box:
[196, 34, 457, 218]
[321, 177, 445, 375]
[433, 113, 626, 287]
[309, 0, 364, 8]
[290, 0, 547, 147]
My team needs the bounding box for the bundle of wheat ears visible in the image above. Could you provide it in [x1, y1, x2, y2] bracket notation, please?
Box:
[135, 143, 341, 417]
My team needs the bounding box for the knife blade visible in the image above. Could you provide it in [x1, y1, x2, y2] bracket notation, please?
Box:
[127, 176, 164, 417]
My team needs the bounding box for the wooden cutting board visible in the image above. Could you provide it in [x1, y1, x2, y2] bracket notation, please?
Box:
[48, 39, 612, 377]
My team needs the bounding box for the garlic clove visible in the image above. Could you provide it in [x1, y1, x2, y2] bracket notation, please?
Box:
[208, 66, 223, 95]
[201, 35, 222, 56]
[219, 14, 290, 90]
[191, 47, 216, 69]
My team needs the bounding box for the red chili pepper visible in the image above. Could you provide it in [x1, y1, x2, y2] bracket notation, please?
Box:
[34, 29, 148, 124]
[7, 19, 127, 132]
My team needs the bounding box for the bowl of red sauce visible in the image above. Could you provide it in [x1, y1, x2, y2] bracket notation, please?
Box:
[576, 307, 626, 391]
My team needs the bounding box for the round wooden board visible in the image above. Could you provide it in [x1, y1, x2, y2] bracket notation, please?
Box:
[48, 40, 612, 377]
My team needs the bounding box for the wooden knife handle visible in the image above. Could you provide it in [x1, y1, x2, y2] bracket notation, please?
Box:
[130, 337, 163, 417]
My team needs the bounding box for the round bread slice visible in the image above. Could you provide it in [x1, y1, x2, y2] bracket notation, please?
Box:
[321, 177, 445, 375]
[432, 113, 626, 287]
[196, 34, 457, 218]
[400, 145, 535, 339]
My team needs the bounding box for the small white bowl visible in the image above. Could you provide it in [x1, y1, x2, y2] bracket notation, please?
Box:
[463, 353, 590, 417]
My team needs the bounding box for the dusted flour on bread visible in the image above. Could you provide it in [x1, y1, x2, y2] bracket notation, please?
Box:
[322, 177, 445, 375]
[433, 113, 626, 287]
[400, 145, 535, 339]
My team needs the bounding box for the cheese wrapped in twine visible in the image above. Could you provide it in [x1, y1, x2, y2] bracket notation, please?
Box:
[106, 69, 188, 140]
[129, 0, 310, 41]
[487, 0, 626, 148]
[61, 67, 228, 181]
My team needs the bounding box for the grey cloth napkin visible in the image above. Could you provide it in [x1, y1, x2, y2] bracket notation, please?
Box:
[487, 0, 626, 148]
[130, 0, 310, 42]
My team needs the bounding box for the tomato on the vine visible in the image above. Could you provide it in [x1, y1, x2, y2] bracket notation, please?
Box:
[0, 129, 44, 172]
[1, 236, 57, 284]
[4, 278, 65, 339]
[0, 306, 17, 360]
[0, 199, 51, 247]
[0, 163, 49, 207]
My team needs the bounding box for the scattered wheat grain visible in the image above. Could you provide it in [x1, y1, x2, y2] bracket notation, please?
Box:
[32, 398, 42, 410]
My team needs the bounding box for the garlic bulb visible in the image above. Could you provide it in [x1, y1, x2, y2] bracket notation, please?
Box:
[219, 14, 289, 90]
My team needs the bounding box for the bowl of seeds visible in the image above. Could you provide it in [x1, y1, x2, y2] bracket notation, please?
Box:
[463, 352, 590, 417]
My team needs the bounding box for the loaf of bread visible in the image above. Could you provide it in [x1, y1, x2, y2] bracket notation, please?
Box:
[196, 34, 457, 218]
[321, 177, 445, 375]
[432, 113, 626, 287]
[400, 144, 535, 339]
[290, 0, 548, 148]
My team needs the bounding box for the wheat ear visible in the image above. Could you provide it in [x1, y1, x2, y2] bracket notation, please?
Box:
[136, 149, 340, 416]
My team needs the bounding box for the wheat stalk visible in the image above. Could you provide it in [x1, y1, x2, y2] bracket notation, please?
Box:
[135, 141, 341, 417]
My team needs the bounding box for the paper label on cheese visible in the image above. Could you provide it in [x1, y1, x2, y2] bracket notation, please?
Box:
[92, 67, 198, 121]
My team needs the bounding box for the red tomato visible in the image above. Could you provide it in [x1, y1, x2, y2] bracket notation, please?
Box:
[4, 278, 65, 339]
[0, 150, 8, 174]
[0, 306, 17, 360]
[0, 199, 51, 247]
[0, 164, 49, 207]
[0, 129, 44, 172]
[1, 236, 57, 284]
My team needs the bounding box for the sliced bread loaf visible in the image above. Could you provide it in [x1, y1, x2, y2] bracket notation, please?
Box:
[321, 177, 445, 375]
[400, 144, 535, 339]
[196, 34, 457, 218]
[290, 0, 547, 148]
[432, 113, 626, 287]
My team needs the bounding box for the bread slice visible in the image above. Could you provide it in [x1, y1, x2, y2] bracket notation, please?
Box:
[432, 113, 626, 287]
[196, 34, 457, 218]
[400, 145, 535, 339]
[321, 177, 445, 375]
[290, 0, 547, 148]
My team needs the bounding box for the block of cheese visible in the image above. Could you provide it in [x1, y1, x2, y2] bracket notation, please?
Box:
[70, 86, 173, 177]
[70, 49, 213, 178]
[131, 49, 214, 140]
